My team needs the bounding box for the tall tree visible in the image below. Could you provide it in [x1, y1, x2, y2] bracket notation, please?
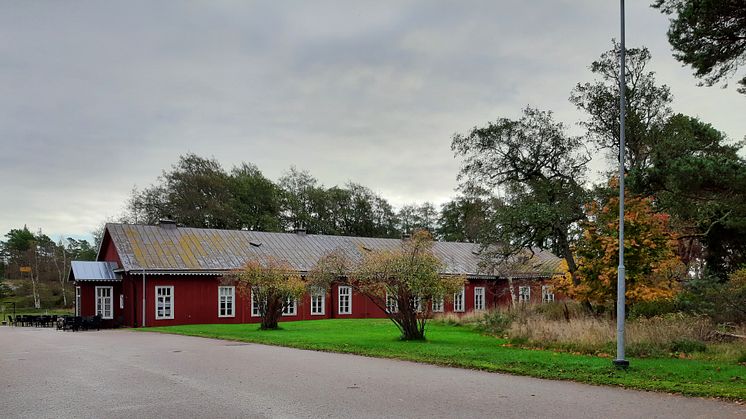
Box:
[230, 163, 283, 232]
[571, 42, 672, 175]
[128, 154, 235, 228]
[654, 0, 746, 93]
[452, 107, 590, 286]
[437, 190, 494, 243]
[278, 167, 320, 232]
[642, 114, 746, 278]
[555, 182, 685, 307]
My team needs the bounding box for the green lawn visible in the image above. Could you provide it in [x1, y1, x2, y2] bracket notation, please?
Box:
[143, 319, 745, 400]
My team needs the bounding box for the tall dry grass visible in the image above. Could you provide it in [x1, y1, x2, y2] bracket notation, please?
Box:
[468, 303, 744, 359]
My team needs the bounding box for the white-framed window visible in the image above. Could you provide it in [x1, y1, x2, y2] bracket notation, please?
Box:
[75, 286, 81, 316]
[282, 296, 297, 316]
[119, 294, 124, 310]
[432, 296, 444, 313]
[542, 285, 555, 303]
[453, 287, 465, 312]
[155, 286, 174, 320]
[310, 288, 325, 315]
[519, 285, 531, 303]
[95, 286, 113, 319]
[338, 285, 352, 315]
[251, 289, 260, 317]
[386, 292, 398, 314]
[412, 295, 423, 313]
[218, 286, 235, 317]
[474, 287, 485, 311]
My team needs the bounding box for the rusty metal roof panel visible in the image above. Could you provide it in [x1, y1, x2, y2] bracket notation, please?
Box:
[104, 223, 562, 278]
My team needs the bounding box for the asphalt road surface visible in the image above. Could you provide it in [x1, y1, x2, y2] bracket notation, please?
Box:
[0, 327, 743, 419]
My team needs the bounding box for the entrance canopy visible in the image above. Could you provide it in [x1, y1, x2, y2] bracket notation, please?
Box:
[69, 261, 120, 282]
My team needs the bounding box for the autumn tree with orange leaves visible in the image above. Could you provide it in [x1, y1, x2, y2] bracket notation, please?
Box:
[554, 180, 685, 307]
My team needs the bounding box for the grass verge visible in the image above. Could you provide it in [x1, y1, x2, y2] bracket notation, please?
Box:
[142, 319, 745, 401]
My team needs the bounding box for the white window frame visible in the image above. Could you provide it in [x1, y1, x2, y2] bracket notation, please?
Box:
[310, 288, 325, 316]
[385, 292, 398, 314]
[338, 285, 352, 315]
[412, 295, 423, 313]
[542, 285, 555, 303]
[519, 285, 531, 303]
[75, 286, 81, 316]
[432, 296, 444, 313]
[453, 287, 465, 312]
[282, 296, 297, 316]
[474, 287, 485, 311]
[251, 289, 260, 317]
[218, 286, 235, 318]
[119, 294, 124, 310]
[95, 286, 113, 320]
[155, 286, 174, 320]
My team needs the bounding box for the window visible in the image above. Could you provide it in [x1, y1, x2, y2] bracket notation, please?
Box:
[432, 296, 444, 313]
[75, 287, 81, 316]
[155, 286, 174, 320]
[120, 294, 124, 310]
[251, 289, 260, 317]
[519, 286, 531, 303]
[218, 286, 235, 317]
[542, 285, 555, 303]
[282, 296, 297, 316]
[474, 287, 485, 311]
[412, 295, 423, 313]
[338, 285, 352, 315]
[386, 292, 398, 314]
[95, 286, 113, 319]
[310, 288, 325, 315]
[453, 287, 465, 312]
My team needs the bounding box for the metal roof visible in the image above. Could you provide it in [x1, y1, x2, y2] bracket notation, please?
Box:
[69, 261, 120, 282]
[105, 223, 563, 278]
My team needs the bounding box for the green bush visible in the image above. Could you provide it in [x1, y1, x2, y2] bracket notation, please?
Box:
[670, 339, 708, 354]
[629, 299, 678, 319]
[477, 310, 513, 335]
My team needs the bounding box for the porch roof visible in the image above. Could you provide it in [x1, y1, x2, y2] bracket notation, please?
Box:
[69, 261, 120, 282]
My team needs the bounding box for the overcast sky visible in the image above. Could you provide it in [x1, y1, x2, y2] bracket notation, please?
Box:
[1, 1, 744, 242]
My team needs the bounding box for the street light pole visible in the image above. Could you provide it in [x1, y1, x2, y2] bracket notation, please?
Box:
[614, 0, 629, 369]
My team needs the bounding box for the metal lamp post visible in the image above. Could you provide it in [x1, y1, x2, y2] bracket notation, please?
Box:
[613, 0, 629, 369]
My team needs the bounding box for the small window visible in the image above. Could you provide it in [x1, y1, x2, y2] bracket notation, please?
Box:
[95, 286, 112, 319]
[119, 294, 124, 310]
[75, 287, 81, 316]
[412, 295, 423, 313]
[338, 285, 352, 315]
[218, 286, 235, 317]
[282, 296, 297, 316]
[519, 286, 531, 303]
[310, 288, 325, 315]
[251, 289, 261, 317]
[386, 292, 398, 314]
[155, 286, 174, 320]
[542, 285, 555, 303]
[432, 296, 444, 313]
[474, 287, 485, 311]
[453, 287, 465, 312]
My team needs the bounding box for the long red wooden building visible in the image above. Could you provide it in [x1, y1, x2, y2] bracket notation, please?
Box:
[69, 221, 563, 328]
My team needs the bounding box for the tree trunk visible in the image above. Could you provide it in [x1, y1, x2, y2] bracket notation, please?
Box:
[395, 309, 426, 340]
[31, 246, 41, 309]
[508, 277, 516, 308]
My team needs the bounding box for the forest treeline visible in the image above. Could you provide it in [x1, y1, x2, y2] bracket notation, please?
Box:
[125, 156, 492, 242]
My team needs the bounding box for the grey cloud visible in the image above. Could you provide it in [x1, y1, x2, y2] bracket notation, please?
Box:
[1, 0, 743, 240]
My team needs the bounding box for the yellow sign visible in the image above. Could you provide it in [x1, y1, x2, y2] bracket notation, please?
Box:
[20, 266, 32, 273]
